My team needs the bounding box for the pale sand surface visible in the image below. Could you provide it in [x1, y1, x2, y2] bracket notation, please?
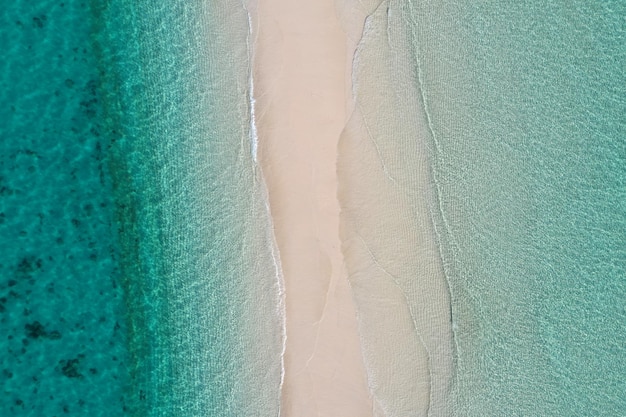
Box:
[251, 0, 374, 416]
[251, 0, 452, 415]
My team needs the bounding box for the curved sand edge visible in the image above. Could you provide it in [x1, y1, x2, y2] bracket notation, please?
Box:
[249, 0, 453, 415]
[250, 0, 374, 415]
[337, 3, 454, 416]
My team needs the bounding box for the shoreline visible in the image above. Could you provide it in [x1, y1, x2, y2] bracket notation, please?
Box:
[249, 0, 454, 415]
[250, 0, 373, 415]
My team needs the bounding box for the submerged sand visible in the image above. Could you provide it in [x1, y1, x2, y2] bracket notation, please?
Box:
[251, 0, 453, 416]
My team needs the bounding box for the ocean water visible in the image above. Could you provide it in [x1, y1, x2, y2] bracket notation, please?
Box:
[399, 0, 626, 415]
[3, 1, 282, 416]
[5, 0, 623, 415]
[0, 1, 132, 415]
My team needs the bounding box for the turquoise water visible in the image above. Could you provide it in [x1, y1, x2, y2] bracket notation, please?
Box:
[100, 1, 283, 414]
[401, 0, 626, 415]
[5, 0, 623, 415]
[1, 0, 131, 414]
[3, 1, 282, 416]
[98, 0, 283, 415]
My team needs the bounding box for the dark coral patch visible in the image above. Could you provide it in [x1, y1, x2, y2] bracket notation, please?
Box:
[25, 321, 47, 338]
[32, 15, 47, 28]
[16, 256, 43, 277]
[25, 321, 62, 340]
[58, 358, 83, 378]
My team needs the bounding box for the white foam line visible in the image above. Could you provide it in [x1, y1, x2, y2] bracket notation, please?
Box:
[262, 182, 287, 417]
[242, 2, 287, 415]
[245, 4, 259, 163]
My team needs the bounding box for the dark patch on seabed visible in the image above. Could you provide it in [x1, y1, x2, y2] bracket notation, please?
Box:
[1, 0, 133, 415]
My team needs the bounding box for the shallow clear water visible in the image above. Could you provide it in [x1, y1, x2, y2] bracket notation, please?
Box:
[2, 1, 282, 416]
[98, 1, 284, 415]
[402, 0, 626, 415]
